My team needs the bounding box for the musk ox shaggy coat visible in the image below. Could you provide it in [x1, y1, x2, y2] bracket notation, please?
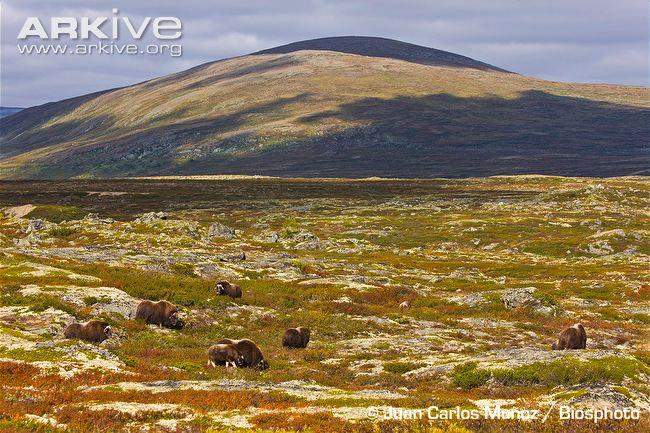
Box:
[282, 327, 310, 348]
[64, 320, 112, 343]
[552, 323, 587, 350]
[135, 300, 184, 329]
[207, 343, 245, 368]
[216, 281, 242, 298]
[217, 338, 268, 370]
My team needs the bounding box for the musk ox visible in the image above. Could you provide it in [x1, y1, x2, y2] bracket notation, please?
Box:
[207, 343, 245, 368]
[552, 323, 587, 350]
[135, 300, 184, 329]
[216, 281, 242, 298]
[217, 338, 268, 370]
[64, 320, 112, 343]
[282, 327, 310, 348]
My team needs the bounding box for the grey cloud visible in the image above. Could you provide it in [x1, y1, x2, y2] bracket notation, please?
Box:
[1, 0, 647, 107]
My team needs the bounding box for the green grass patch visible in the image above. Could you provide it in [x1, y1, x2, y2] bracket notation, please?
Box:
[83, 295, 112, 306]
[451, 362, 491, 390]
[169, 262, 197, 277]
[453, 356, 648, 390]
[28, 295, 81, 318]
[0, 347, 63, 363]
[48, 226, 78, 238]
[27, 205, 86, 223]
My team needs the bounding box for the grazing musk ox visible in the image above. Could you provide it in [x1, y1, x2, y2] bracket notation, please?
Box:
[216, 281, 242, 298]
[552, 323, 587, 350]
[135, 300, 184, 329]
[282, 327, 310, 348]
[207, 343, 245, 368]
[216, 338, 268, 370]
[64, 320, 112, 343]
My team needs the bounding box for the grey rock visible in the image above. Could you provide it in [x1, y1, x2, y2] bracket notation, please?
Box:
[557, 383, 649, 411]
[289, 231, 321, 249]
[501, 287, 539, 309]
[84, 213, 114, 224]
[500, 287, 555, 315]
[289, 231, 318, 243]
[26, 219, 45, 233]
[257, 231, 279, 243]
[583, 240, 614, 256]
[134, 212, 168, 224]
[295, 240, 321, 250]
[449, 292, 487, 307]
[205, 222, 236, 240]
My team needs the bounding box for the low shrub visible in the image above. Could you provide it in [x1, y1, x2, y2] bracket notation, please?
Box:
[453, 356, 648, 390]
[451, 362, 491, 390]
[26, 205, 86, 223]
[48, 227, 78, 238]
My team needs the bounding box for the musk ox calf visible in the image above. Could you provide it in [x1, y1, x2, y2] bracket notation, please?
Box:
[552, 323, 587, 350]
[216, 281, 242, 298]
[135, 300, 184, 329]
[64, 320, 112, 344]
[216, 338, 268, 370]
[207, 343, 245, 368]
[282, 327, 310, 348]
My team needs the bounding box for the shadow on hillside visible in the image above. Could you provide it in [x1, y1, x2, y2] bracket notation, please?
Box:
[195, 89, 648, 178]
[1, 89, 116, 157]
[0, 58, 301, 158]
[9, 93, 313, 179]
[7, 89, 650, 178]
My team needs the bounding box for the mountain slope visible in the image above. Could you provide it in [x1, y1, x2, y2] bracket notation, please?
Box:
[1, 36, 648, 179]
[0, 107, 24, 119]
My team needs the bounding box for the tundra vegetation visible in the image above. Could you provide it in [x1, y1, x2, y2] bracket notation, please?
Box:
[0, 176, 647, 432]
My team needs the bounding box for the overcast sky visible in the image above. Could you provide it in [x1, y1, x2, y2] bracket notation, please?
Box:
[1, 0, 648, 107]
